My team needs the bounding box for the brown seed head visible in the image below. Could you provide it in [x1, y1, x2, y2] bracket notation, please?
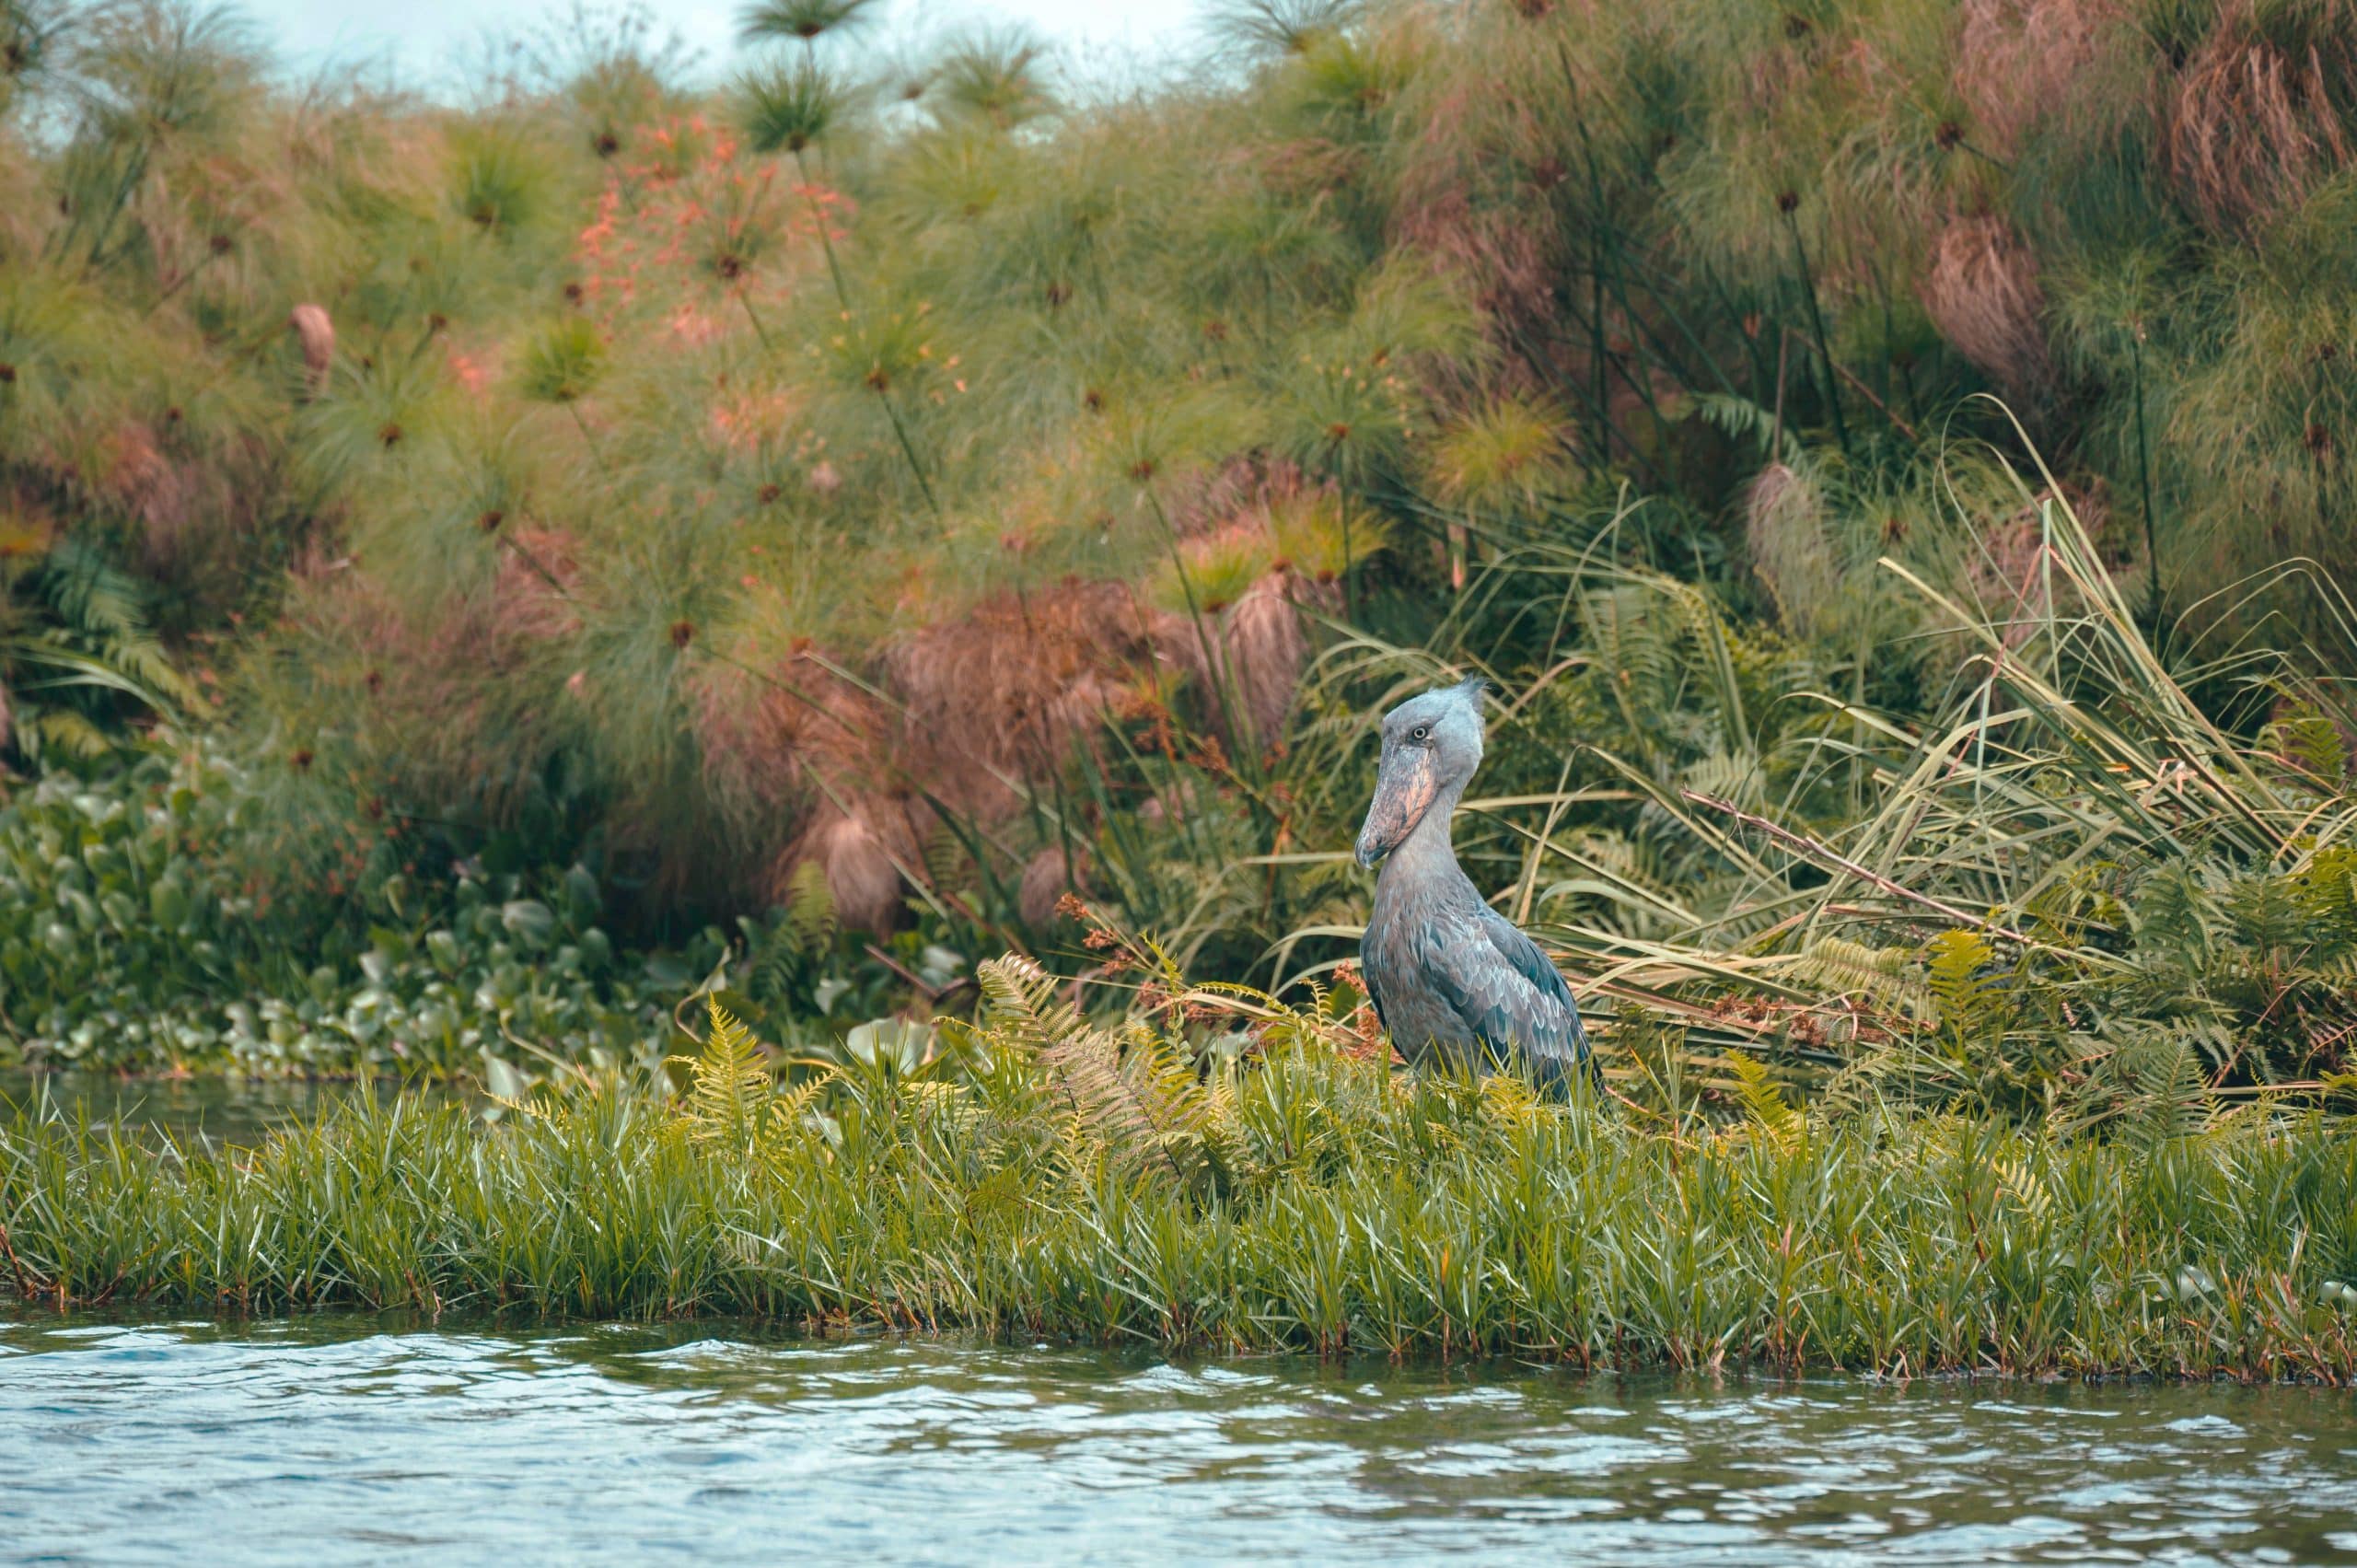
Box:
[289, 303, 335, 388]
[670, 620, 696, 649]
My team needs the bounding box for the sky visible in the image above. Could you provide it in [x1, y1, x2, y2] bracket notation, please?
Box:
[242, 0, 1215, 91]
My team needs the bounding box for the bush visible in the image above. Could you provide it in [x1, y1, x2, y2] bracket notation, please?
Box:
[0, 746, 674, 1073]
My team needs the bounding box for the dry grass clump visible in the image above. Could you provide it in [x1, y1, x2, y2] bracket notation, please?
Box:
[691, 578, 1170, 926]
[1152, 505, 1347, 756]
[1955, 0, 2132, 159]
[1744, 460, 1836, 633]
[885, 580, 1158, 816]
[692, 650, 905, 922]
[1211, 570, 1318, 749]
[2157, 7, 2355, 237]
[1919, 213, 2053, 399]
[793, 807, 913, 933]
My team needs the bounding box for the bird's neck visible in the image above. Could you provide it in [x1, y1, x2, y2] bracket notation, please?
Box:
[1383, 784, 1466, 884]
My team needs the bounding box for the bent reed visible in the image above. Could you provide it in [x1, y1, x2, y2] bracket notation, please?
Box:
[6, 988, 2355, 1380]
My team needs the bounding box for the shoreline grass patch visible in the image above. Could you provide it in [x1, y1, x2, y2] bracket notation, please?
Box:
[6, 993, 2355, 1380]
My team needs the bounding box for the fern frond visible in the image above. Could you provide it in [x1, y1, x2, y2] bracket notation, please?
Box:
[1724, 1049, 1805, 1153]
[976, 954, 1229, 1196]
[2134, 864, 2215, 958]
[1923, 930, 2007, 1042]
[2124, 1028, 2211, 1149]
[1787, 936, 1927, 1017]
[1991, 1155, 2051, 1224]
[673, 997, 769, 1145]
[27, 706, 109, 760]
[770, 1075, 829, 1142]
[784, 859, 839, 955]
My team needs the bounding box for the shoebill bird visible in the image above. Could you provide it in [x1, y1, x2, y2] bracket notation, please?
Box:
[1354, 677, 1592, 1093]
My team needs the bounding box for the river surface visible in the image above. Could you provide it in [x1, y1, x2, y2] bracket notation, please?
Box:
[3, 1312, 2354, 1565]
[0, 1069, 458, 1147]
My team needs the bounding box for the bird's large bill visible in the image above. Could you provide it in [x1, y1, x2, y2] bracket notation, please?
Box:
[1354, 746, 1440, 869]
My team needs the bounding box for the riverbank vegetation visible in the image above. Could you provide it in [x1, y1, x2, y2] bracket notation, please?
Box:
[6, 981, 2356, 1377]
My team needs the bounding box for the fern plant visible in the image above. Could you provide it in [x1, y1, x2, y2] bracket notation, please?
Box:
[0, 537, 191, 762]
[740, 862, 842, 1014]
[673, 997, 771, 1146]
[1722, 1049, 1806, 1154]
[971, 953, 1240, 1199]
[1923, 930, 2003, 1063]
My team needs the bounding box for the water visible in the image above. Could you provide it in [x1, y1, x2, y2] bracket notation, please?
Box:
[4, 1313, 2354, 1565]
[0, 1070, 459, 1147]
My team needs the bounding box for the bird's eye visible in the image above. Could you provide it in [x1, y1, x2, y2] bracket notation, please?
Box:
[1411, 725, 1430, 742]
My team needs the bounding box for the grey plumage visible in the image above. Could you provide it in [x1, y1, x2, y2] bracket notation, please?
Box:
[1353, 677, 1592, 1093]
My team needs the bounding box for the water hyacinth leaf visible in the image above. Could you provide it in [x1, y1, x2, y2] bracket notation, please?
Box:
[840, 1016, 932, 1073]
[501, 900, 555, 947]
[563, 865, 601, 921]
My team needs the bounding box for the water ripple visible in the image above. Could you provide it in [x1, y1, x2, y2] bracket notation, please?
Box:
[3, 1311, 2354, 1566]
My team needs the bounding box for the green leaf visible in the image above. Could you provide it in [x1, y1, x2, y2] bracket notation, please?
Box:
[500, 900, 556, 948]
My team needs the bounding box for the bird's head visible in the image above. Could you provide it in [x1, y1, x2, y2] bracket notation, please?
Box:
[1353, 676, 1487, 870]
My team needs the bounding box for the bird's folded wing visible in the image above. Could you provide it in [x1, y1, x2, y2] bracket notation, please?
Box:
[1426, 906, 1588, 1066]
[1359, 946, 1390, 1036]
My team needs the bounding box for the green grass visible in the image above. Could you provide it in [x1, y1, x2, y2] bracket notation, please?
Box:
[6, 991, 2357, 1379]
